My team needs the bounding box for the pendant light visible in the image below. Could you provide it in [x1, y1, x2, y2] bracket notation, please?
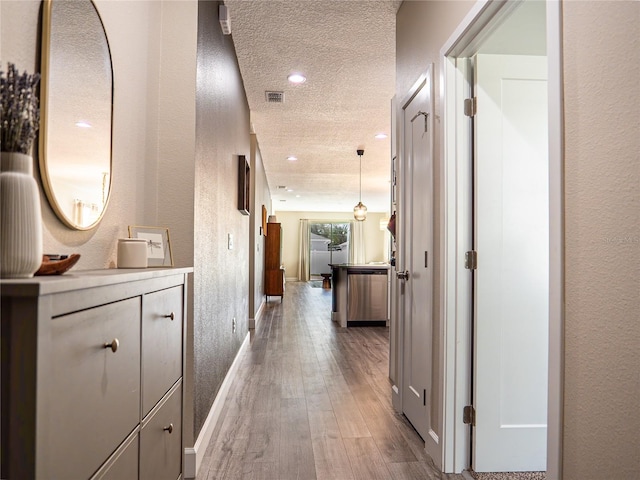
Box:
[353, 149, 367, 221]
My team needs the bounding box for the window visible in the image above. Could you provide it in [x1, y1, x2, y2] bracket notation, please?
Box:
[309, 222, 350, 275]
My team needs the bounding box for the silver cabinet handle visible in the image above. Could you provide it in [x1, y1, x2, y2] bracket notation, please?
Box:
[163, 423, 174, 434]
[396, 271, 410, 281]
[164, 312, 175, 321]
[104, 338, 119, 352]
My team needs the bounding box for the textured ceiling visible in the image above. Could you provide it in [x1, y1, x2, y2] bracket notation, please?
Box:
[224, 0, 399, 213]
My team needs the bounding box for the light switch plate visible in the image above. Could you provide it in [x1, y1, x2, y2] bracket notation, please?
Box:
[228, 233, 234, 250]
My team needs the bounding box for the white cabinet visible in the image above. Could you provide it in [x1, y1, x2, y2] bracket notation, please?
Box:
[1, 268, 191, 480]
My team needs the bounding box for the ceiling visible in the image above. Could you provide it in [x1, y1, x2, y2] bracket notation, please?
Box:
[224, 0, 401, 214]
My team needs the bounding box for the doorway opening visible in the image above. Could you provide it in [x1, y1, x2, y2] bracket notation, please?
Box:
[441, 0, 564, 477]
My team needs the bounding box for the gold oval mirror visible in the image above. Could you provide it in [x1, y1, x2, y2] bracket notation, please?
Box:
[40, 0, 113, 230]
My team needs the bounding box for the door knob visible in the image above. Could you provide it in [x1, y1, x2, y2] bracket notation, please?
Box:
[396, 270, 409, 281]
[103, 338, 119, 353]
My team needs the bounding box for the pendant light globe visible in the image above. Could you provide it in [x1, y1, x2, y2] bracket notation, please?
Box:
[353, 201, 367, 221]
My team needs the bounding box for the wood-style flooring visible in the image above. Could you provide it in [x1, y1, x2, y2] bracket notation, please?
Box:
[197, 281, 464, 480]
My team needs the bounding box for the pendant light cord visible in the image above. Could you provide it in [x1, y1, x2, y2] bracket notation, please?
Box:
[359, 153, 362, 202]
[353, 149, 366, 221]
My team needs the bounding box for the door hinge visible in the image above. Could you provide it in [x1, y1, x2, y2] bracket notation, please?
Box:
[463, 405, 476, 426]
[464, 97, 477, 117]
[464, 250, 477, 270]
[424, 251, 428, 268]
[423, 389, 427, 406]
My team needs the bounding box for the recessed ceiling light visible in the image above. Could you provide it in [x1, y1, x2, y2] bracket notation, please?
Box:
[75, 121, 92, 128]
[287, 156, 298, 161]
[287, 73, 306, 84]
[286, 189, 293, 192]
[375, 133, 387, 139]
[296, 195, 301, 198]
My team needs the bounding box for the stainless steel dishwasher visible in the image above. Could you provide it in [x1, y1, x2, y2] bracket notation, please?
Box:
[347, 268, 388, 326]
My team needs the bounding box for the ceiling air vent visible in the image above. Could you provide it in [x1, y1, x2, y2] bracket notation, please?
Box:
[265, 91, 285, 103]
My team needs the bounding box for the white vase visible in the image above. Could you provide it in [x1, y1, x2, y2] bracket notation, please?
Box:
[1, 152, 43, 278]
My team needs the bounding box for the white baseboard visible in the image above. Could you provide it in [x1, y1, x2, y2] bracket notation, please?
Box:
[183, 447, 196, 479]
[183, 331, 250, 479]
[391, 384, 402, 413]
[249, 299, 266, 329]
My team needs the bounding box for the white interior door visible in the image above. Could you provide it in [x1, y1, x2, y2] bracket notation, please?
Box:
[400, 69, 434, 447]
[473, 54, 548, 472]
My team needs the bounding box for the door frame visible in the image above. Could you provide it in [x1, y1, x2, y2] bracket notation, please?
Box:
[439, 0, 565, 476]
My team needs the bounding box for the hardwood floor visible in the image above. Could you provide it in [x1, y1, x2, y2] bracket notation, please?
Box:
[197, 282, 464, 480]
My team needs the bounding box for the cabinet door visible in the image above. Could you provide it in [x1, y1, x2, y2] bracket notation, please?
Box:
[265, 223, 281, 269]
[47, 297, 141, 480]
[142, 286, 183, 416]
[140, 385, 182, 480]
[265, 269, 283, 296]
[91, 432, 139, 480]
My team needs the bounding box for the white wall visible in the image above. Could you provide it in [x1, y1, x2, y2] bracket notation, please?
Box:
[562, 2, 640, 478]
[0, 0, 196, 269]
[275, 210, 390, 280]
[150, 2, 197, 268]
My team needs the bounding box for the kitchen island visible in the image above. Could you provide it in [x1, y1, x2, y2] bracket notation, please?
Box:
[330, 264, 389, 327]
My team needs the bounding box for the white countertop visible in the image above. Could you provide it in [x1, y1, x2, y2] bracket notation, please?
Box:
[0, 267, 193, 297]
[329, 263, 390, 270]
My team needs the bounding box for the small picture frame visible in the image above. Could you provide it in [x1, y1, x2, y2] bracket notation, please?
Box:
[128, 225, 174, 267]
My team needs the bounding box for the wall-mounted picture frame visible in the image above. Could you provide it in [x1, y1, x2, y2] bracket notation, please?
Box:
[128, 225, 174, 267]
[238, 155, 250, 215]
[262, 205, 267, 236]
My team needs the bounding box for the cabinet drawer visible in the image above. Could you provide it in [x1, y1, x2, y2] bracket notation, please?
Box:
[140, 385, 182, 480]
[91, 431, 139, 480]
[47, 297, 141, 480]
[142, 286, 183, 416]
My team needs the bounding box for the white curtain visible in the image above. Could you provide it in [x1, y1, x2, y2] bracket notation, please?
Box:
[298, 219, 310, 281]
[349, 221, 366, 264]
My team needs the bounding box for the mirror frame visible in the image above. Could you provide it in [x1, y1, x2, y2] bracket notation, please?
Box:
[39, 0, 114, 231]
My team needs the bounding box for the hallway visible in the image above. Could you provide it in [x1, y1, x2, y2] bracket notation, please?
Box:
[196, 282, 462, 480]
